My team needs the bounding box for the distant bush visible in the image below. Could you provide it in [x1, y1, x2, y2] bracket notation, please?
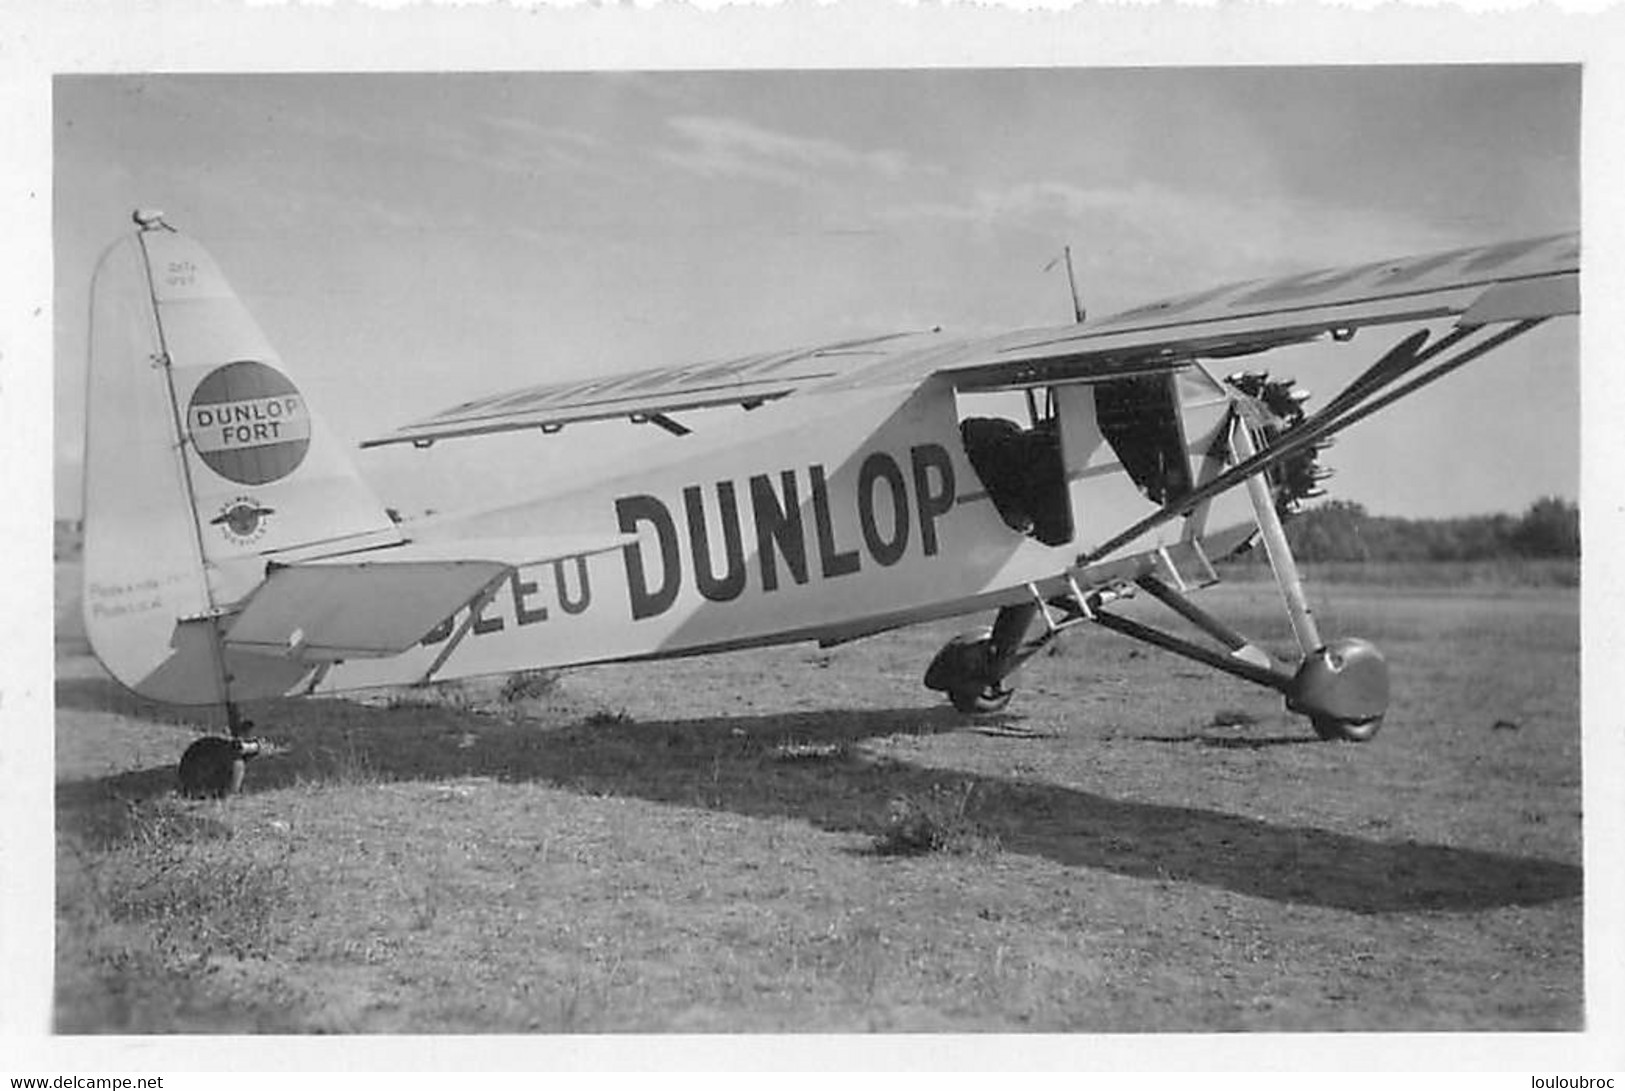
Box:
[1510, 496, 1582, 559]
[1228, 496, 1579, 565]
[1219, 558, 1577, 589]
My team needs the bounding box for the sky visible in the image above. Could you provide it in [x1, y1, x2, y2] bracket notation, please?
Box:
[53, 67, 1581, 520]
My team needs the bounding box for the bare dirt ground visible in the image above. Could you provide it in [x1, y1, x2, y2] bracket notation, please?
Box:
[53, 561, 1582, 1033]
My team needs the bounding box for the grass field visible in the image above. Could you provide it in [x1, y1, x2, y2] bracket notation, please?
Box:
[53, 560, 1582, 1033]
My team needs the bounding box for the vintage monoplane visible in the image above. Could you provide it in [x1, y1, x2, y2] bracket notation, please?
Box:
[80, 211, 1579, 794]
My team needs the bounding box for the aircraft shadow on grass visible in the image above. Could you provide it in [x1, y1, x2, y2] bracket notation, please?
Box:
[56, 673, 1581, 917]
[1133, 733, 1322, 750]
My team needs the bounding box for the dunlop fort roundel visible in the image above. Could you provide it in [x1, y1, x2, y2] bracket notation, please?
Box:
[186, 361, 312, 485]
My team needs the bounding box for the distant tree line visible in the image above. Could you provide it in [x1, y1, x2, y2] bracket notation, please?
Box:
[1276, 497, 1579, 563]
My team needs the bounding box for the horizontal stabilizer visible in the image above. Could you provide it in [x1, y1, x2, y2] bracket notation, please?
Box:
[228, 532, 636, 660]
[225, 560, 512, 660]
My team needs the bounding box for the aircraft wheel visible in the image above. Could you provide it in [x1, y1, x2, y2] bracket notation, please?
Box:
[1311, 715, 1383, 743]
[949, 684, 1014, 715]
[1290, 638, 1389, 743]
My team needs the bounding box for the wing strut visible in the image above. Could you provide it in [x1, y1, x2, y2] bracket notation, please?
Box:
[1078, 317, 1549, 567]
[417, 572, 512, 684]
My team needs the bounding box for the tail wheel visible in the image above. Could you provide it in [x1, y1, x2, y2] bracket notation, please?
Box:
[177, 735, 262, 799]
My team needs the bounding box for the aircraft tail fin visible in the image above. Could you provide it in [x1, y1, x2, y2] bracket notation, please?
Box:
[81, 211, 402, 704]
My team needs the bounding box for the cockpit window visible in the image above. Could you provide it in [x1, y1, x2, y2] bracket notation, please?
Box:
[1093, 374, 1193, 507]
[960, 414, 1074, 546]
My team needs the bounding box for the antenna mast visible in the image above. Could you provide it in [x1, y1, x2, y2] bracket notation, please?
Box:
[1045, 245, 1086, 324]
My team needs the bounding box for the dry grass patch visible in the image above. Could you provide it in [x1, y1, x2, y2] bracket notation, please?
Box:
[874, 782, 1002, 857]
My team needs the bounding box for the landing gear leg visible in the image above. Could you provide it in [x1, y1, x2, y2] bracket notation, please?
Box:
[177, 703, 263, 799]
[1231, 420, 1389, 741]
[924, 602, 1040, 714]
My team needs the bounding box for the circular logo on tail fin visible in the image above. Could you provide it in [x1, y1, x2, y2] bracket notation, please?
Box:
[187, 361, 312, 485]
[209, 496, 275, 545]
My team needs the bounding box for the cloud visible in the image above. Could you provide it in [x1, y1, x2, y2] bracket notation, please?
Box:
[658, 115, 914, 188]
[887, 178, 1472, 299]
[467, 115, 614, 177]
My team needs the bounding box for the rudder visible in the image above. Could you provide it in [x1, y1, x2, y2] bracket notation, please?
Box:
[81, 211, 401, 704]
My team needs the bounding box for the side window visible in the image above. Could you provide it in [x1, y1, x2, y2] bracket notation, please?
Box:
[959, 410, 1074, 547]
[1093, 374, 1193, 507]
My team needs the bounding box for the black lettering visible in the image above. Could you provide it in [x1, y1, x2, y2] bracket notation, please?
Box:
[910, 443, 956, 557]
[472, 594, 504, 635]
[809, 464, 861, 579]
[858, 452, 909, 566]
[554, 555, 591, 615]
[684, 482, 747, 603]
[617, 494, 682, 620]
[749, 470, 808, 592]
[512, 571, 548, 625]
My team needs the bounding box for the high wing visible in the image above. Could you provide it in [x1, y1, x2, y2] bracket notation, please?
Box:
[362, 233, 1577, 449]
[360, 332, 930, 448]
[841, 232, 1579, 393]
